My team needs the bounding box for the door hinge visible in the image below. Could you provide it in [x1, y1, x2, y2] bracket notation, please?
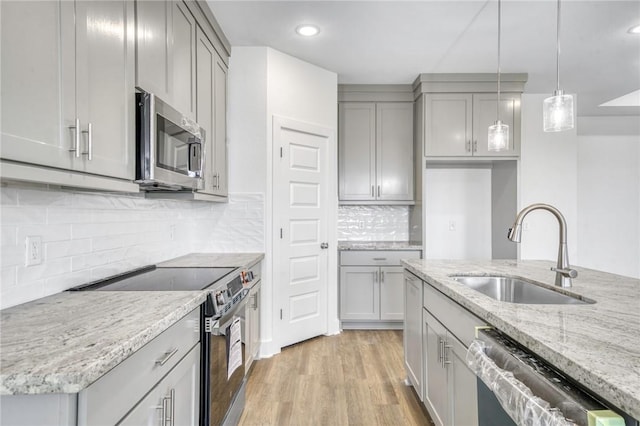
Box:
[280, 309, 283, 320]
[280, 228, 283, 239]
[280, 147, 283, 158]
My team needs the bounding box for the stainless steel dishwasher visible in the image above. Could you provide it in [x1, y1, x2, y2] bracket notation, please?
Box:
[467, 328, 632, 426]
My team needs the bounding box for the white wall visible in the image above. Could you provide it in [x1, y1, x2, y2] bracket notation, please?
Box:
[228, 47, 338, 357]
[0, 184, 264, 309]
[519, 94, 578, 262]
[424, 167, 492, 259]
[577, 133, 640, 278]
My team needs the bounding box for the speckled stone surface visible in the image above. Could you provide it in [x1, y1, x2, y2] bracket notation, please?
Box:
[0, 252, 265, 396]
[157, 252, 264, 269]
[0, 291, 205, 395]
[402, 259, 640, 420]
[338, 241, 422, 251]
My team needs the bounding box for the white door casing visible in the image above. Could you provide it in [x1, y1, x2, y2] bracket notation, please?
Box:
[273, 117, 332, 349]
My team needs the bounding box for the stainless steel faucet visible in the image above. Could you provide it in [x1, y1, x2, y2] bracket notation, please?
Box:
[508, 203, 577, 288]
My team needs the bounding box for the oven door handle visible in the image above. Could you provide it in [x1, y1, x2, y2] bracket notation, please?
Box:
[208, 296, 248, 336]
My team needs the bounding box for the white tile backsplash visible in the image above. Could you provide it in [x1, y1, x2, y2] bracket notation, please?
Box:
[0, 185, 264, 309]
[338, 205, 409, 241]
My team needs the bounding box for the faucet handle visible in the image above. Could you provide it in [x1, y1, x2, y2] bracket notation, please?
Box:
[551, 267, 578, 279]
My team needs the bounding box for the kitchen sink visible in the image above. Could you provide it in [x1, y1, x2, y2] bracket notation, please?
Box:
[450, 275, 594, 305]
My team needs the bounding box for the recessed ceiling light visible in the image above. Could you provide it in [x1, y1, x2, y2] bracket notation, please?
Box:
[628, 24, 640, 34]
[295, 25, 320, 37]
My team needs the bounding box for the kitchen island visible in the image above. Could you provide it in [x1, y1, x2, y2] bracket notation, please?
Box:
[402, 258, 640, 421]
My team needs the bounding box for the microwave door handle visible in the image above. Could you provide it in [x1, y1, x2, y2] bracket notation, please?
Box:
[187, 141, 202, 177]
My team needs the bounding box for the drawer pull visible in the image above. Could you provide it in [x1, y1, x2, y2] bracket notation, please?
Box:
[155, 348, 179, 367]
[372, 257, 387, 261]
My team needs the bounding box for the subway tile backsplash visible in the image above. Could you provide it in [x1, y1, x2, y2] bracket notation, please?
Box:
[338, 205, 409, 241]
[0, 185, 264, 309]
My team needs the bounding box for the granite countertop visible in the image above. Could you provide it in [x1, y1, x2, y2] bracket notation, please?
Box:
[402, 259, 640, 420]
[338, 241, 422, 251]
[157, 252, 264, 269]
[0, 252, 264, 396]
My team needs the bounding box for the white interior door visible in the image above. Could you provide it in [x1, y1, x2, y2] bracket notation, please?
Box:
[274, 117, 331, 348]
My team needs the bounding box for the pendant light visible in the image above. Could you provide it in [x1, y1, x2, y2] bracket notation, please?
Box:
[488, 0, 509, 152]
[543, 0, 574, 132]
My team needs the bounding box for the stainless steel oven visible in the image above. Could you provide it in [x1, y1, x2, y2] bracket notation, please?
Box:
[136, 91, 204, 190]
[201, 273, 255, 426]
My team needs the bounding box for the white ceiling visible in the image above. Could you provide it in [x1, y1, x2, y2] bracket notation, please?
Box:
[207, 0, 640, 117]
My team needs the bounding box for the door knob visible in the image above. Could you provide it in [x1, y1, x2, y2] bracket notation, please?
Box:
[320, 242, 329, 249]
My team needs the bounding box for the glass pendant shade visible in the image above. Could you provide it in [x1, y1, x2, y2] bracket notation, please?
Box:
[488, 119, 509, 152]
[543, 89, 574, 132]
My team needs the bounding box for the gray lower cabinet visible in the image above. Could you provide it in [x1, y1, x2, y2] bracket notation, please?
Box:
[403, 271, 423, 400]
[340, 250, 421, 328]
[403, 270, 484, 426]
[245, 280, 261, 374]
[1, 0, 136, 182]
[119, 345, 200, 426]
[339, 102, 414, 203]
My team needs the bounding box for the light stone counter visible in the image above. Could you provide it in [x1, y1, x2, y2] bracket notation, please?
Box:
[157, 252, 264, 269]
[338, 241, 422, 251]
[402, 258, 640, 420]
[0, 252, 265, 395]
[0, 291, 205, 395]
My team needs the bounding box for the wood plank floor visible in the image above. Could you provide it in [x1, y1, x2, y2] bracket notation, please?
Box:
[239, 330, 434, 426]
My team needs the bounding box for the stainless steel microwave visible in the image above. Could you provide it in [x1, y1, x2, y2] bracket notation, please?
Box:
[135, 92, 204, 190]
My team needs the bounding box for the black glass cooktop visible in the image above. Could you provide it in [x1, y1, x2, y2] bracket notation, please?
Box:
[69, 266, 237, 291]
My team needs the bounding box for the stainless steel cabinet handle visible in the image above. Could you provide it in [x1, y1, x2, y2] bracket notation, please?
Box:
[377, 185, 381, 197]
[438, 338, 444, 367]
[473, 140, 477, 152]
[68, 118, 80, 158]
[444, 343, 452, 365]
[372, 257, 387, 261]
[161, 388, 174, 426]
[466, 140, 471, 152]
[375, 270, 379, 283]
[81, 123, 93, 160]
[380, 271, 385, 283]
[155, 348, 179, 366]
[371, 185, 375, 197]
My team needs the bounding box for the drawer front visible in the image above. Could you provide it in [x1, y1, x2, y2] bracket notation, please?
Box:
[423, 281, 485, 347]
[78, 308, 200, 426]
[340, 250, 421, 266]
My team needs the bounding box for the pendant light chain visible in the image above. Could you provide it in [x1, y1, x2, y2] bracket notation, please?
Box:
[497, 0, 502, 120]
[556, 0, 561, 93]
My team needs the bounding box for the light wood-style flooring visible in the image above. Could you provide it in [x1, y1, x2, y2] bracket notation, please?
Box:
[239, 330, 434, 426]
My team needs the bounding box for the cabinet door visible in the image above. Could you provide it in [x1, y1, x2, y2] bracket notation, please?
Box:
[212, 53, 229, 196]
[171, 1, 197, 120]
[424, 94, 472, 157]
[135, 0, 171, 100]
[472, 93, 521, 157]
[423, 309, 448, 426]
[119, 344, 200, 426]
[380, 266, 404, 320]
[338, 103, 376, 201]
[196, 26, 216, 194]
[0, 1, 75, 170]
[75, 0, 135, 180]
[376, 103, 414, 201]
[339, 266, 380, 320]
[447, 333, 479, 426]
[403, 274, 423, 400]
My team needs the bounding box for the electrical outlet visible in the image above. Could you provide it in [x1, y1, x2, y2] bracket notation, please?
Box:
[25, 236, 42, 266]
[357, 220, 365, 229]
[169, 225, 176, 241]
[448, 220, 457, 231]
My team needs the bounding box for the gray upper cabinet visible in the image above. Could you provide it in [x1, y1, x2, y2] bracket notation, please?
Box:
[195, 26, 228, 198]
[424, 92, 520, 157]
[1, 0, 135, 182]
[339, 102, 414, 203]
[136, 0, 196, 121]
